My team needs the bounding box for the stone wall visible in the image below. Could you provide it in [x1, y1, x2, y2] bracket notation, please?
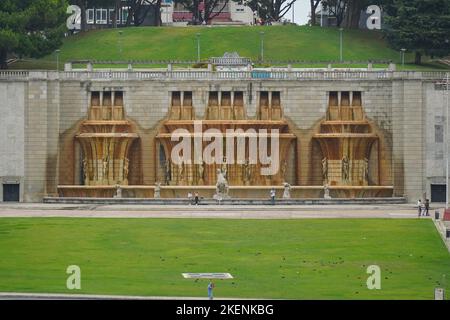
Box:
[0, 71, 448, 202]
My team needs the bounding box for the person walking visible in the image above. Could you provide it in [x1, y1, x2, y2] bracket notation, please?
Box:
[270, 188, 276, 205]
[425, 199, 430, 216]
[207, 281, 214, 300]
[417, 199, 422, 217]
[194, 191, 199, 205]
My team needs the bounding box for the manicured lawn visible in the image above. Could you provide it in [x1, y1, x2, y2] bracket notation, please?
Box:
[9, 25, 449, 70]
[0, 218, 448, 299]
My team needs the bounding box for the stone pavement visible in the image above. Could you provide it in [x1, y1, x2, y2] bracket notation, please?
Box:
[0, 202, 445, 219]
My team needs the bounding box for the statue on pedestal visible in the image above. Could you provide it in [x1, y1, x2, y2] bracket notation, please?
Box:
[123, 158, 129, 182]
[164, 159, 171, 185]
[243, 159, 251, 185]
[198, 160, 205, 184]
[82, 158, 89, 184]
[282, 182, 291, 199]
[178, 161, 185, 183]
[221, 156, 228, 179]
[214, 169, 230, 200]
[341, 155, 350, 183]
[281, 160, 287, 181]
[322, 157, 328, 183]
[114, 184, 122, 198]
[102, 155, 109, 182]
[154, 182, 161, 199]
[362, 157, 369, 185]
[324, 184, 331, 199]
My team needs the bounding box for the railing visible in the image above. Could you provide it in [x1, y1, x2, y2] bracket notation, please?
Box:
[0, 70, 448, 81]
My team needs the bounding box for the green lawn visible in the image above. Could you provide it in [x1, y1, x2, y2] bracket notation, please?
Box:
[0, 218, 449, 299]
[9, 25, 449, 70]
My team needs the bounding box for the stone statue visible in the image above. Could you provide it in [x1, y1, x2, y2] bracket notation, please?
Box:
[178, 161, 185, 182]
[102, 155, 109, 180]
[164, 159, 171, 185]
[324, 184, 331, 199]
[221, 156, 228, 179]
[114, 184, 122, 198]
[214, 169, 230, 200]
[341, 155, 350, 182]
[154, 182, 161, 199]
[281, 160, 287, 181]
[123, 158, 129, 180]
[198, 160, 205, 183]
[363, 157, 369, 185]
[322, 157, 328, 182]
[243, 159, 251, 185]
[82, 158, 89, 183]
[282, 182, 291, 199]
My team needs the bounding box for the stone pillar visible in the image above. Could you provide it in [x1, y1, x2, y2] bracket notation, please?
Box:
[167, 63, 173, 72]
[127, 63, 133, 71]
[87, 62, 93, 72]
[64, 62, 72, 71]
[367, 63, 373, 71]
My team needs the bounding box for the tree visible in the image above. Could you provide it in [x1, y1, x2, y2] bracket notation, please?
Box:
[125, 0, 162, 26]
[384, 0, 450, 64]
[0, 0, 68, 69]
[240, 0, 297, 22]
[175, 0, 230, 24]
[310, 0, 321, 26]
[321, 0, 347, 26]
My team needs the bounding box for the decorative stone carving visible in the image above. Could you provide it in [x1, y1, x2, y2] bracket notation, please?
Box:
[164, 159, 171, 185]
[114, 184, 122, 198]
[102, 155, 109, 181]
[82, 158, 89, 184]
[214, 169, 230, 200]
[243, 159, 251, 185]
[154, 182, 161, 199]
[322, 157, 328, 183]
[282, 182, 291, 199]
[281, 160, 287, 181]
[324, 184, 331, 199]
[198, 160, 205, 184]
[341, 155, 350, 183]
[363, 157, 369, 185]
[123, 158, 129, 181]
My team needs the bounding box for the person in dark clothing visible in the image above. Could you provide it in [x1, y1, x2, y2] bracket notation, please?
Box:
[425, 199, 430, 216]
[194, 191, 199, 205]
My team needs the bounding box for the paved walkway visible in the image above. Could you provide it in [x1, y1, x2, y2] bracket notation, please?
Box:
[0, 202, 443, 219]
[0, 292, 243, 300]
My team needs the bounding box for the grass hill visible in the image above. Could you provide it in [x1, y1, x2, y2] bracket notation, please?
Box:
[10, 25, 449, 70]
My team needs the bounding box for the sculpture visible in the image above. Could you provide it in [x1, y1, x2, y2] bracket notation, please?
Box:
[324, 184, 331, 199]
[102, 155, 109, 181]
[214, 169, 230, 200]
[154, 182, 161, 199]
[82, 158, 89, 183]
[341, 155, 350, 183]
[363, 157, 369, 185]
[282, 182, 291, 199]
[114, 184, 122, 198]
[123, 158, 129, 181]
[281, 160, 287, 181]
[221, 156, 228, 179]
[164, 159, 171, 185]
[198, 160, 205, 183]
[243, 159, 251, 185]
[322, 157, 328, 183]
[178, 160, 185, 182]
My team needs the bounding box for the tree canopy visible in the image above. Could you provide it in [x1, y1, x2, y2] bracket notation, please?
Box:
[0, 0, 68, 69]
[383, 0, 450, 64]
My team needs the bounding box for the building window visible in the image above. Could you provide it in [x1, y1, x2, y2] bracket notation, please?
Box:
[108, 9, 115, 24]
[121, 7, 129, 24]
[171, 91, 181, 106]
[87, 9, 94, 24]
[435, 125, 444, 143]
[96, 9, 108, 24]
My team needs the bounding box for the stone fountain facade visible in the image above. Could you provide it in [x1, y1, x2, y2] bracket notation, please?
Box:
[0, 68, 448, 202]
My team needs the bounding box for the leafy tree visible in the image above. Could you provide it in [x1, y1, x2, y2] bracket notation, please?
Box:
[175, 0, 230, 24]
[0, 0, 68, 69]
[384, 0, 450, 64]
[240, 0, 296, 22]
